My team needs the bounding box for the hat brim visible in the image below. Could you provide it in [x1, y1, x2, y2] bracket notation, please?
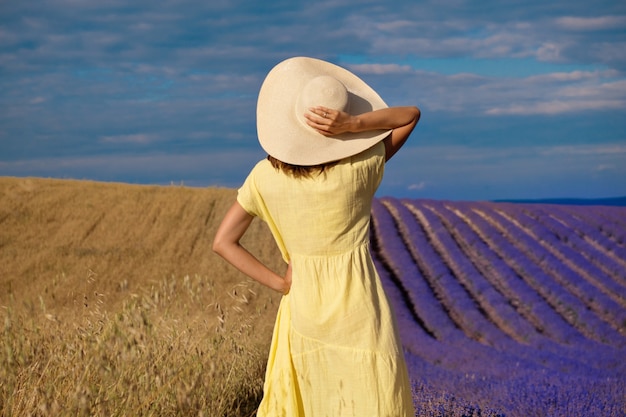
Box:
[257, 57, 390, 166]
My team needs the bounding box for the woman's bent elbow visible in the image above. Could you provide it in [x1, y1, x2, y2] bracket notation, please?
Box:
[412, 106, 421, 125]
[212, 238, 225, 256]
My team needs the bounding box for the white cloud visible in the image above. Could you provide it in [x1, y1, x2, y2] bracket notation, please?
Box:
[527, 69, 620, 82]
[556, 15, 626, 31]
[536, 42, 564, 62]
[408, 181, 427, 191]
[375, 20, 414, 32]
[486, 99, 625, 115]
[594, 164, 614, 172]
[347, 63, 413, 75]
[99, 133, 158, 144]
[484, 73, 626, 115]
[538, 144, 626, 156]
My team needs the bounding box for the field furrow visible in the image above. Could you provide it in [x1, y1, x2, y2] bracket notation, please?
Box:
[411, 200, 539, 344]
[529, 206, 626, 289]
[453, 204, 626, 372]
[371, 199, 453, 340]
[469, 207, 623, 344]
[495, 205, 626, 310]
[598, 207, 626, 229]
[385, 199, 515, 347]
[553, 206, 626, 269]
[474, 205, 626, 345]
[437, 201, 582, 345]
[564, 206, 626, 246]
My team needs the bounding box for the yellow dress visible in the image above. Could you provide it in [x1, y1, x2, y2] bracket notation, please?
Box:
[237, 142, 414, 417]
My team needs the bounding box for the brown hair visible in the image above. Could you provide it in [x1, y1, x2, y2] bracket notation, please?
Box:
[267, 155, 339, 179]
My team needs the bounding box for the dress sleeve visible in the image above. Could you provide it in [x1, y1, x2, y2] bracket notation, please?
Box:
[237, 166, 260, 217]
[372, 141, 386, 192]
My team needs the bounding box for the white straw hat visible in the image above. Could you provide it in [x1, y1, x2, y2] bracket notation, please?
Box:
[256, 56, 390, 166]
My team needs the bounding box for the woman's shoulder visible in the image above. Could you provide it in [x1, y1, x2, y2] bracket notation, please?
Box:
[247, 157, 275, 177]
[347, 141, 385, 165]
[239, 158, 276, 195]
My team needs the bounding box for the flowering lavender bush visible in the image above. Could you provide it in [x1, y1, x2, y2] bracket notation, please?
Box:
[371, 198, 626, 417]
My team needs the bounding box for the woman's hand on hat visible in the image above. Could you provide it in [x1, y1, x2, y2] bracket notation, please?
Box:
[304, 106, 354, 136]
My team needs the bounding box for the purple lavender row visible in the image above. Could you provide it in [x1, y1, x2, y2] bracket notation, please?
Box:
[546, 205, 626, 276]
[396, 199, 626, 378]
[569, 206, 626, 248]
[559, 204, 626, 241]
[483, 203, 626, 332]
[595, 205, 626, 230]
[375, 199, 579, 376]
[412, 361, 625, 417]
[529, 205, 626, 293]
[371, 198, 458, 342]
[412, 199, 542, 345]
[554, 206, 626, 285]
[564, 205, 626, 288]
[427, 199, 584, 346]
[558, 205, 626, 245]
[366, 235, 492, 379]
[369, 234, 453, 369]
[387, 199, 499, 345]
[411, 200, 625, 371]
[453, 202, 626, 371]
[462, 201, 626, 349]
[497, 203, 624, 306]
[511, 204, 626, 309]
[373, 199, 626, 416]
[474, 372, 626, 417]
[418, 200, 626, 371]
[372, 211, 514, 416]
[389, 198, 518, 349]
[477, 203, 626, 347]
[371, 200, 484, 379]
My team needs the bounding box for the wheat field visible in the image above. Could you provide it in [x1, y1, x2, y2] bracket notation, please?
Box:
[0, 177, 284, 416]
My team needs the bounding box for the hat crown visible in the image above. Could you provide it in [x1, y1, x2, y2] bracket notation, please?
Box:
[296, 77, 349, 130]
[298, 75, 349, 112]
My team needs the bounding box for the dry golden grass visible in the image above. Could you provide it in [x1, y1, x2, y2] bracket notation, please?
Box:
[0, 177, 284, 416]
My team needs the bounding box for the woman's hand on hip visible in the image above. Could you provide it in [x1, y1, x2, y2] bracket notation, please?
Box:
[282, 262, 292, 295]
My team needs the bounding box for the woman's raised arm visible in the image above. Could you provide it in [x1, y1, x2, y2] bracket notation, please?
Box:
[305, 105, 420, 161]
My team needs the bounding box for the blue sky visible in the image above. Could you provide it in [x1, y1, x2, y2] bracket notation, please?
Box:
[1, 0, 625, 201]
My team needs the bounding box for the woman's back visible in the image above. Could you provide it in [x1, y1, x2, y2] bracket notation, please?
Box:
[238, 142, 385, 260]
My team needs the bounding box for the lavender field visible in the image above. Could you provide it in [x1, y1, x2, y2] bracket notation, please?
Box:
[370, 198, 626, 416]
